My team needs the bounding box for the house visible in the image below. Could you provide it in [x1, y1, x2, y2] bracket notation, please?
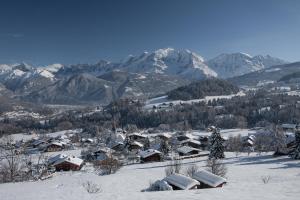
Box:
[127, 132, 147, 142]
[111, 142, 125, 151]
[192, 170, 227, 188]
[48, 154, 68, 165]
[281, 124, 297, 132]
[52, 155, 83, 171]
[139, 149, 162, 163]
[180, 139, 201, 149]
[163, 173, 200, 190]
[128, 141, 144, 151]
[45, 142, 65, 152]
[155, 133, 172, 141]
[176, 133, 193, 141]
[177, 146, 200, 156]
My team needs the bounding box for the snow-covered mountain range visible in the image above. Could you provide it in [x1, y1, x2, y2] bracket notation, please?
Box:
[0, 48, 290, 104]
[206, 53, 288, 78]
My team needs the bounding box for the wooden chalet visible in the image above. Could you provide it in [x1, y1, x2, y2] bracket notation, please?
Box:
[177, 146, 200, 156]
[139, 149, 162, 163]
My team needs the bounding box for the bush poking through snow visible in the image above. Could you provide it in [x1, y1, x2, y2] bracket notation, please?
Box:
[261, 176, 271, 184]
[185, 164, 199, 178]
[142, 180, 173, 192]
[82, 181, 103, 193]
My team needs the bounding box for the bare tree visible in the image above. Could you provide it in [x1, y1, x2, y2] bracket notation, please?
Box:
[206, 158, 227, 178]
[165, 158, 182, 176]
[82, 180, 102, 193]
[226, 134, 243, 157]
[0, 136, 25, 183]
[185, 164, 199, 177]
[94, 152, 121, 175]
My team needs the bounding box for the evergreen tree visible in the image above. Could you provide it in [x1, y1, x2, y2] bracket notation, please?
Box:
[209, 128, 225, 159]
[290, 126, 300, 159]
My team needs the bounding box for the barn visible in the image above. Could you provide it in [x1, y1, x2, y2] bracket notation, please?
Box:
[139, 149, 162, 163]
[163, 173, 200, 190]
[192, 170, 227, 188]
[128, 141, 144, 151]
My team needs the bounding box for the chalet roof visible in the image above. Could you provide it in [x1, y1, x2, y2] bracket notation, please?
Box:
[139, 149, 161, 158]
[177, 133, 193, 139]
[192, 170, 226, 187]
[177, 146, 200, 154]
[282, 124, 296, 129]
[48, 154, 68, 165]
[164, 173, 199, 190]
[53, 155, 83, 166]
[130, 141, 144, 147]
[180, 139, 201, 145]
[48, 141, 64, 147]
[96, 147, 114, 154]
[156, 132, 172, 139]
[127, 132, 147, 138]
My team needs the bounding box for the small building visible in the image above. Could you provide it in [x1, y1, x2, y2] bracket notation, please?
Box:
[127, 133, 147, 142]
[52, 155, 83, 171]
[48, 154, 68, 165]
[281, 124, 297, 132]
[155, 133, 172, 141]
[192, 170, 227, 188]
[139, 149, 162, 163]
[177, 146, 200, 156]
[163, 173, 200, 190]
[111, 142, 125, 151]
[180, 139, 201, 149]
[176, 134, 193, 141]
[45, 142, 65, 152]
[128, 141, 144, 151]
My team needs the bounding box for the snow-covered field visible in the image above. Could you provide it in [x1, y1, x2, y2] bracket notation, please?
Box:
[0, 152, 299, 200]
[145, 92, 245, 110]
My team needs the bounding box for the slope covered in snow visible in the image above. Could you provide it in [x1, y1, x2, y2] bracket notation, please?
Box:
[0, 152, 299, 200]
[206, 53, 288, 78]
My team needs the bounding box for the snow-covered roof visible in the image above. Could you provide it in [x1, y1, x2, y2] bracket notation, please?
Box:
[48, 154, 68, 164]
[139, 149, 161, 158]
[49, 141, 64, 147]
[130, 141, 144, 147]
[156, 132, 172, 139]
[192, 170, 226, 187]
[180, 139, 201, 145]
[164, 173, 199, 190]
[53, 155, 83, 166]
[177, 146, 200, 154]
[128, 132, 147, 138]
[281, 124, 296, 129]
[96, 147, 114, 154]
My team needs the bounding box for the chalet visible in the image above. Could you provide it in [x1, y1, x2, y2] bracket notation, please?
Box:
[139, 149, 162, 163]
[192, 170, 227, 188]
[52, 155, 83, 171]
[163, 173, 200, 190]
[199, 136, 209, 149]
[45, 142, 65, 152]
[128, 141, 144, 151]
[127, 133, 147, 142]
[155, 133, 172, 141]
[31, 139, 47, 148]
[177, 146, 200, 156]
[176, 133, 193, 141]
[111, 142, 125, 151]
[180, 139, 201, 149]
[281, 124, 297, 132]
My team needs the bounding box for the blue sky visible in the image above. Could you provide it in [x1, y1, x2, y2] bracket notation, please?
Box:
[0, 0, 299, 65]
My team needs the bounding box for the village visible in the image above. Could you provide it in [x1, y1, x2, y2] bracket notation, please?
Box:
[1, 121, 299, 195]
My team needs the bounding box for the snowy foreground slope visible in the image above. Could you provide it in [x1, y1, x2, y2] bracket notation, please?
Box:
[0, 152, 299, 200]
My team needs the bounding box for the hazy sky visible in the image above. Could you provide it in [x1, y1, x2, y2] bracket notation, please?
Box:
[0, 0, 299, 65]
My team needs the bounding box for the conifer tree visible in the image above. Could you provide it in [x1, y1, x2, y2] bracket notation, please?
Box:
[290, 125, 300, 159]
[209, 128, 225, 159]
